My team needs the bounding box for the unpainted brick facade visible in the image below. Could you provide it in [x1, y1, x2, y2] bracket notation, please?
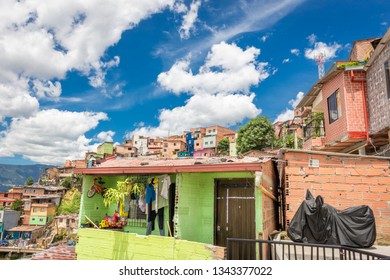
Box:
[366, 39, 390, 134]
[321, 70, 367, 145]
[281, 149, 390, 244]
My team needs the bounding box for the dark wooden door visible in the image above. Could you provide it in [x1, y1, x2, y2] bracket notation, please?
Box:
[215, 179, 255, 259]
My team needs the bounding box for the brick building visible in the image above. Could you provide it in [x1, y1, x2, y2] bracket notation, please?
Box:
[296, 29, 390, 156]
[364, 27, 390, 155]
[297, 58, 369, 154]
[279, 149, 390, 243]
[0, 192, 22, 207]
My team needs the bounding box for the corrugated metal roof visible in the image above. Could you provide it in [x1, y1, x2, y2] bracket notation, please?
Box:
[96, 156, 269, 167]
[7, 225, 44, 232]
[74, 156, 274, 175]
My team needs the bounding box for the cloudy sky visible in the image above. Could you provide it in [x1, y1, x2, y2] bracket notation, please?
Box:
[0, 0, 389, 165]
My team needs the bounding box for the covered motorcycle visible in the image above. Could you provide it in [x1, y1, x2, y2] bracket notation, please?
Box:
[287, 190, 376, 248]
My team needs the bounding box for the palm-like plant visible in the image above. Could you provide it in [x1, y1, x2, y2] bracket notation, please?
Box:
[103, 178, 144, 208]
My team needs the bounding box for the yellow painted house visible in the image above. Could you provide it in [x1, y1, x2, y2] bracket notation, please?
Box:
[29, 203, 56, 226]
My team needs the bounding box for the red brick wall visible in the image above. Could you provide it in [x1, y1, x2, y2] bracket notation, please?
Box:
[283, 150, 390, 243]
[343, 70, 367, 133]
[302, 136, 325, 150]
[322, 71, 348, 143]
[262, 193, 277, 240]
[321, 70, 367, 145]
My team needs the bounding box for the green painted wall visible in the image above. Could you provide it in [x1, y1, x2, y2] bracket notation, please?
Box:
[79, 175, 169, 236]
[77, 171, 266, 259]
[255, 187, 263, 238]
[76, 228, 225, 260]
[79, 175, 122, 226]
[29, 216, 49, 226]
[176, 172, 255, 244]
[97, 142, 114, 155]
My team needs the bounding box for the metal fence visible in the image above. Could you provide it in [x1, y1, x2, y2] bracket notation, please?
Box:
[226, 238, 390, 260]
[303, 118, 325, 140]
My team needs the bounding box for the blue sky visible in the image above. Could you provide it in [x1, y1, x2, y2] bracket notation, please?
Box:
[0, 0, 389, 165]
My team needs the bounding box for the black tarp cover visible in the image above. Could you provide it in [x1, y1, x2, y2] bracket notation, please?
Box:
[287, 190, 376, 248]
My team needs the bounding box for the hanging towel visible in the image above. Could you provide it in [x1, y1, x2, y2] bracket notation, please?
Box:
[161, 175, 171, 199]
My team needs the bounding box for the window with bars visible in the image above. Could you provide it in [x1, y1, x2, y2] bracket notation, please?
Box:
[126, 199, 147, 227]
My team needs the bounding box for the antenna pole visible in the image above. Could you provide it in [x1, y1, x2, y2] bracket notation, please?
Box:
[317, 53, 325, 79]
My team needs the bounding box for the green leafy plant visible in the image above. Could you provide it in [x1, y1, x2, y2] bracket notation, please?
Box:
[336, 61, 362, 69]
[103, 178, 144, 208]
[10, 199, 24, 211]
[311, 112, 324, 137]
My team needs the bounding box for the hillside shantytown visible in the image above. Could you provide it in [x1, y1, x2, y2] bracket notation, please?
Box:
[1, 28, 390, 260]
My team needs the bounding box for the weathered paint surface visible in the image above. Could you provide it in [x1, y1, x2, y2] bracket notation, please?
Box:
[175, 171, 256, 244]
[79, 175, 168, 236]
[79, 175, 125, 226]
[76, 228, 225, 260]
[76, 169, 278, 259]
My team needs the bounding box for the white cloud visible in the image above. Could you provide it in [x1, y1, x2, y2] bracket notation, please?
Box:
[159, 0, 305, 61]
[261, 35, 269, 42]
[304, 35, 341, 62]
[88, 56, 120, 88]
[173, 1, 188, 14]
[131, 41, 266, 137]
[290, 48, 300, 56]
[130, 93, 261, 137]
[307, 33, 317, 45]
[0, 76, 39, 119]
[274, 91, 304, 123]
[0, 109, 109, 165]
[158, 41, 269, 95]
[96, 131, 115, 143]
[179, 0, 202, 39]
[0, 0, 176, 164]
[0, 0, 175, 119]
[289, 91, 304, 108]
[282, 58, 290, 63]
[33, 80, 62, 100]
[381, 21, 388, 26]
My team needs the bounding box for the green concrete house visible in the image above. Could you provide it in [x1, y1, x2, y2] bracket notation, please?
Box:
[75, 156, 279, 260]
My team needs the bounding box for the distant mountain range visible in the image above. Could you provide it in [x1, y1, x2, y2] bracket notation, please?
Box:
[0, 164, 54, 192]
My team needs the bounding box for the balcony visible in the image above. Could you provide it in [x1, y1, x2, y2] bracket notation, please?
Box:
[303, 113, 325, 150]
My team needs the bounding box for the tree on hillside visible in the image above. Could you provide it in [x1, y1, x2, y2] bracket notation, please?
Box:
[57, 188, 81, 215]
[217, 138, 230, 155]
[61, 177, 72, 189]
[10, 199, 24, 212]
[236, 116, 275, 154]
[25, 177, 34, 185]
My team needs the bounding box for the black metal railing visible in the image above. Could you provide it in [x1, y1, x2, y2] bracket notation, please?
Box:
[303, 118, 325, 140]
[226, 238, 390, 260]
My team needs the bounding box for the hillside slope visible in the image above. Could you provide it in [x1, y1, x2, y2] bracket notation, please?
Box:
[0, 164, 53, 191]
